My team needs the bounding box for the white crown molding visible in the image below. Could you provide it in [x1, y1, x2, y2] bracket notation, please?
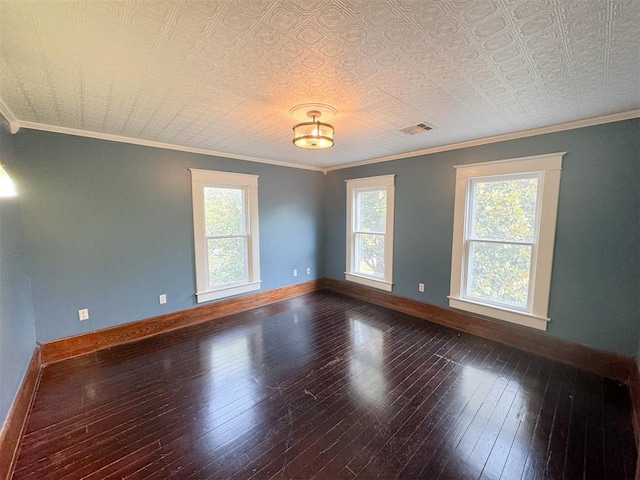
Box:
[325, 109, 640, 172]
[3, 100, 639, 174]
[0, 98, 21, 133]
[12, 120, 324, 172]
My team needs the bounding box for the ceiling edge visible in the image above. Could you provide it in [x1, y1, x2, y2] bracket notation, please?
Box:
[2, 98, 638, 173]
[0, 98, 323, 172]
[14, 121, 324, 172]
[325, 109, 640, 172]
[0, 98, 21, 133]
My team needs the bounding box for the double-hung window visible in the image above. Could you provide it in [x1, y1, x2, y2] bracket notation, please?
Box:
[345, 175, 395, 292]
[449, 153, 563, 330]
[190, 169, 260, 303]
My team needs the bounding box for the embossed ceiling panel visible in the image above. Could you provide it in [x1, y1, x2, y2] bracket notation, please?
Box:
[1, 0, 639, 168]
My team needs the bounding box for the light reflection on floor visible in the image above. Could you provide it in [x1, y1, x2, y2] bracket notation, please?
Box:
[201, 326, 262, 448]
[348, 317, 388, 412]
[195, 308, 317, 455]
[440, 361, 529, 476]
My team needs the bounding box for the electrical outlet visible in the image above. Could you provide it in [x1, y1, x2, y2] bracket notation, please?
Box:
[159, 294, 167, 304]
[418, 283, 425, 293]
[293, 269, 298, 277]
[306, 267, 311, 275]
[78, 308, 89, 321]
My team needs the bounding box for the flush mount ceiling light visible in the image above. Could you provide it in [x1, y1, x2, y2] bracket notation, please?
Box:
[290, 103, 336, 149]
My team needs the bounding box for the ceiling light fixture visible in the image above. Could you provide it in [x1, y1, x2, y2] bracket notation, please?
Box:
[290, 103, 336, 150]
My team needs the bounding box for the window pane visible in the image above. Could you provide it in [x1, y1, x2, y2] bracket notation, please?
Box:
[205, 187, 245, 236]
[207, 237, 247, 287]
[356, 189, 386, 233]
[471, 177, 538, 242]
[466, 241, 531, 309]
[355, 233, 385, 278]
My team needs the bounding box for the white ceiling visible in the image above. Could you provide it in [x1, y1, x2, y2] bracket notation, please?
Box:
[1, 0, 639, 170]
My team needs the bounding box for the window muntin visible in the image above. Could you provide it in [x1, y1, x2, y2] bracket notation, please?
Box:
[345, 175, 395, 292]
[191, 170, 260, 303]
[449, 153, 563, 331]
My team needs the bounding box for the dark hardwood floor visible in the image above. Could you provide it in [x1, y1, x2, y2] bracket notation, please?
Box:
[12, 291, 637, 479]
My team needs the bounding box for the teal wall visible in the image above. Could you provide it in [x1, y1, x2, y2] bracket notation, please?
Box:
[325, 119, 640, 357]
[0, 119, 36, 424]
[10, 129, 324, 342]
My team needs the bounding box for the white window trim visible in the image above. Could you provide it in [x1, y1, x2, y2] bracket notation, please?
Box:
[190, 169, 261, 303]
[345, 174, 395, 292]
[448, 152, 564, 331]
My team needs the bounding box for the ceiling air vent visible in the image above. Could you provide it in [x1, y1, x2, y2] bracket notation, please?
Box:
[398, 122, 434, 135]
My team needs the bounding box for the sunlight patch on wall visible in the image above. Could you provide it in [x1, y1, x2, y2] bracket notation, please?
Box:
[0, 165, 17, 197]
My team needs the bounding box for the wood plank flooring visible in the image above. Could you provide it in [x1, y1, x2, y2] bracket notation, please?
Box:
[11, 291, 637, 479]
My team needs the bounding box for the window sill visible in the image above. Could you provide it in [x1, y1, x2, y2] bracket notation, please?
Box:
[448, 296, 549, 331]
[345, 273, 392, 292]
[196, 281, 261, 303]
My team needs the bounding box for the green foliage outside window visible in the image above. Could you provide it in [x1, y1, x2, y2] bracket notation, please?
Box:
[355, 189, 386, 277]
[205, 187, 247, 287]
[466, 178, 538, 308]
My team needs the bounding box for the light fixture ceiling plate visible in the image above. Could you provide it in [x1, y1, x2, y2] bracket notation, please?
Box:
[289, 103, 337, 122]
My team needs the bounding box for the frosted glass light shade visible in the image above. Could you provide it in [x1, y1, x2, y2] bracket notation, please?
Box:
[292, 120, 334, 149]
